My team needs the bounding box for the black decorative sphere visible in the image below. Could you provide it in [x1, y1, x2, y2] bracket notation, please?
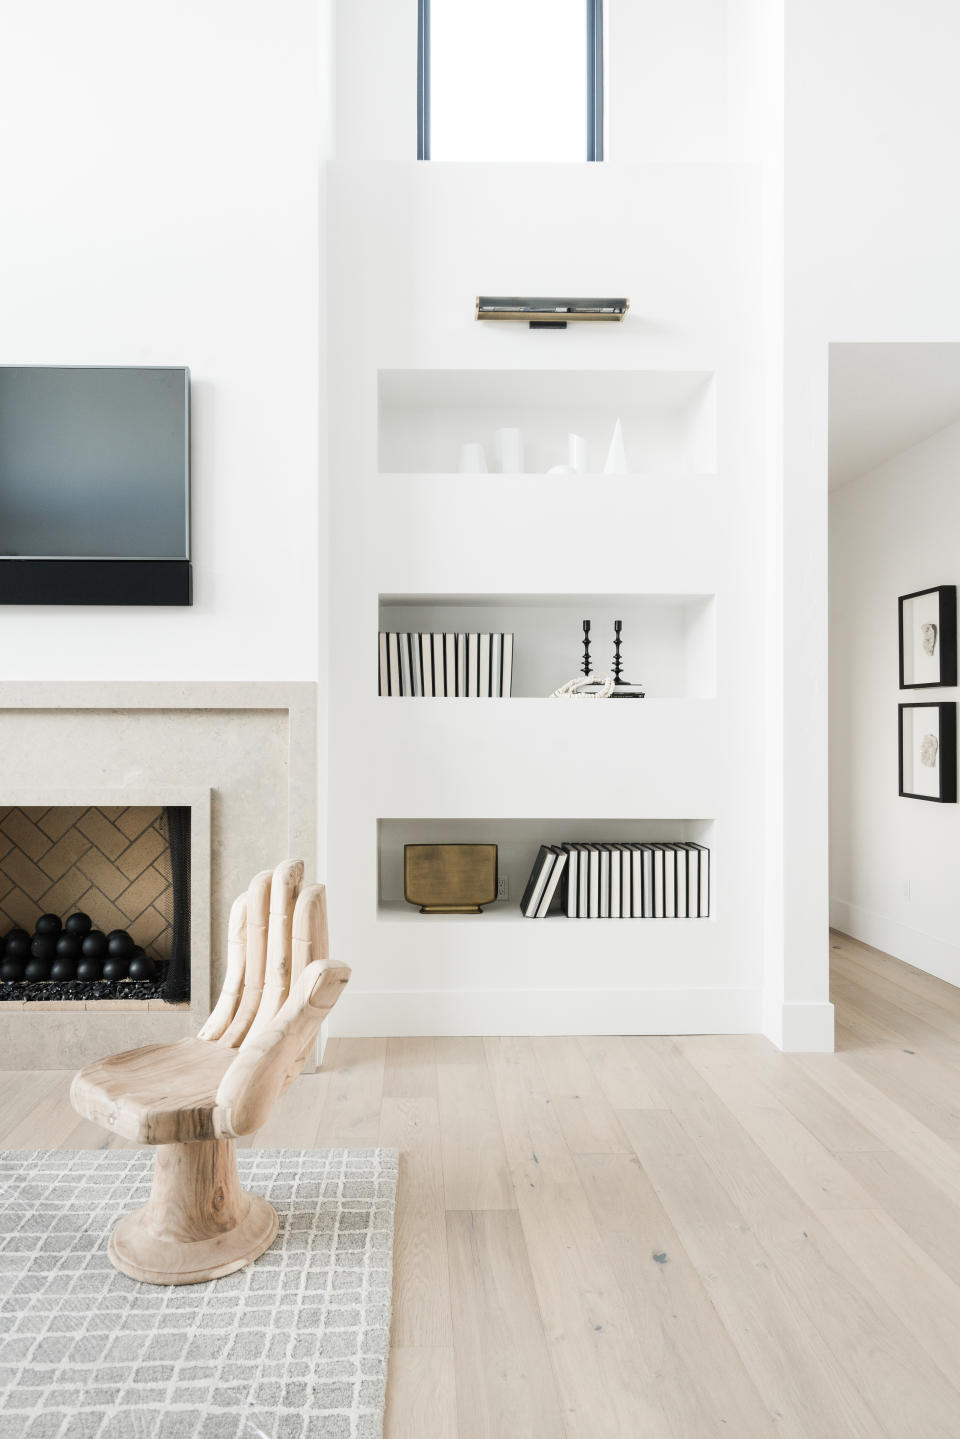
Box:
[25, 956, 53, 982]
[106, 932, 135, 960]
[102, 955, 130, 982]
[76, 956, 103, 982]
[81, 930, 107, 958]
[128, 954, 157, 982]
[4, 930, 30, 960]
[64, 912, 93, 937]
[50, 956, 78, 982]
[30, 934, 58, 963]
[35, 913, 62, 936]
[0, 957, 26, 982]
[55, 933, 82, 960]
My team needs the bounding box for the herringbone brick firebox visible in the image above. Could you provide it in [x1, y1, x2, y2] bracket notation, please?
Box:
[0, 806, 174, 962]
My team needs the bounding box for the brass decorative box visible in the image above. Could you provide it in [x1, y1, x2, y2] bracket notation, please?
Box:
[403, 843, 498, 914]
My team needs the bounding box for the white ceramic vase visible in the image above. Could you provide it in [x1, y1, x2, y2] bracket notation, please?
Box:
[459, 441, 488, 474]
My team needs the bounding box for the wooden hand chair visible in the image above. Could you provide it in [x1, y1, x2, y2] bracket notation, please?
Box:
[70, 860, 350, 1285]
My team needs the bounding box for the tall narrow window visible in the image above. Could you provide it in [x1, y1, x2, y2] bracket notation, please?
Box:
[418, 0, 603, 162]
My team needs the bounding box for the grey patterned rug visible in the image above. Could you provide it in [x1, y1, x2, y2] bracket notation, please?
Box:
[0, 1148, 397, 1439]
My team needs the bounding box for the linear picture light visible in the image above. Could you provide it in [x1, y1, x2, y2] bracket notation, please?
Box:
[475, 296, 629, 329]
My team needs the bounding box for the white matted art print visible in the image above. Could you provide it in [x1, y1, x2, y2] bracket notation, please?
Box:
[899, 585, 957, 688]
[899, 701, 957, 802]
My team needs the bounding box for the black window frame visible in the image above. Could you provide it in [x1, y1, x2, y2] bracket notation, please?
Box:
[417, 0, 604, 162]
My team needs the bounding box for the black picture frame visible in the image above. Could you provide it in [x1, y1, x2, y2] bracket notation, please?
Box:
[898, 701, 957, 802]
[898, 585, 957, 688]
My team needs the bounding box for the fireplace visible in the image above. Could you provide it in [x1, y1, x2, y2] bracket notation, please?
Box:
[0, 682, 314, 1069]
[0, 804, 191, 1003]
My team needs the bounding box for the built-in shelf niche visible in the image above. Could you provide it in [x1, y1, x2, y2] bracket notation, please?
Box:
[377, 369, 716, 476]
[378, 593, 716, 699]
[377, 816, 715, 922]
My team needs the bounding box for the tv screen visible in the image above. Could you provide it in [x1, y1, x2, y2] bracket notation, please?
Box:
[0, 366, 189, 560]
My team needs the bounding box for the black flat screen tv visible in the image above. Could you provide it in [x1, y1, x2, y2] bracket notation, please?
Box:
[0, 366, 191, 605]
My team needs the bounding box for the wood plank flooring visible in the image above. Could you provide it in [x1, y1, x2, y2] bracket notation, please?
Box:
[4, 930, 960, 1436]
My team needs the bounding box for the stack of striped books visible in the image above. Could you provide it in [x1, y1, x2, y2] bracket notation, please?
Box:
[520, 842, 710, 918]
[379, 632, 514, 697]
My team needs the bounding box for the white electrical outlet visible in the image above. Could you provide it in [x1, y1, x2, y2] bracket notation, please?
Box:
[497, 876, 508, 901]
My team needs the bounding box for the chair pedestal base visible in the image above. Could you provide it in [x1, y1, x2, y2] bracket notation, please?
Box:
[108, 1138, 278, 1285]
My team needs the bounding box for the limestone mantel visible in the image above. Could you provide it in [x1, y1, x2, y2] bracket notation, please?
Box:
[0, 682, 317, 1068]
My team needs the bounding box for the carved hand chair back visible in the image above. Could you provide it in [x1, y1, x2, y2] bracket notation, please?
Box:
[70, 860, 350, 1284]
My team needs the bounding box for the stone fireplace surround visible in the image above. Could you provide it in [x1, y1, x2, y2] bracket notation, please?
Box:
[0, 683, 316, 1068]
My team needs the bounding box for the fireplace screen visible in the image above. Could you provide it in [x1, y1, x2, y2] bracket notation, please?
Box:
[0, 805, 190, 1002]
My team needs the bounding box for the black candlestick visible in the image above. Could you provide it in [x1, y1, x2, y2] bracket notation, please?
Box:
[612, 619, 625, 685]
[581, 619, 592, 677]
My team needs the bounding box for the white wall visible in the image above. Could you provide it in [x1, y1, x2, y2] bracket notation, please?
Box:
[830, 421, 960, 984]
[326, 0, 771, 1037]
[772, 0, 960, 1045]
[0, 0, 327, 681]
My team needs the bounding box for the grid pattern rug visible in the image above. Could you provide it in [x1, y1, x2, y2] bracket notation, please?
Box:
[0, 1148, 397, 1439]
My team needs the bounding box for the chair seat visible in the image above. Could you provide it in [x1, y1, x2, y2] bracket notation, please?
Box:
[71, 1037, 237, 1145]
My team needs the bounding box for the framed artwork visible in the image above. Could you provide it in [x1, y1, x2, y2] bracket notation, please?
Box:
[899, 701, 957, 802]
[899, 585, 957, 688]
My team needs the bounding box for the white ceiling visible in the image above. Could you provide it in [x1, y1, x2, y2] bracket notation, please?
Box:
[829, 343, 960, 489]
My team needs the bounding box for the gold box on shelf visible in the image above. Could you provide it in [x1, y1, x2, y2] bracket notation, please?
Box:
[404, 843, 498, 914]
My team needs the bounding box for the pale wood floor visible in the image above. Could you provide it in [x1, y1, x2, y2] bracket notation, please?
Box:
[4, 931, 960, 1436]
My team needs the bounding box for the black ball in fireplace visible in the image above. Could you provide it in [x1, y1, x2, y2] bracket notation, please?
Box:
[25, 955, 53, 982]
[35, 914, 63, 937]
[1, 957, 26, 982]
[81, 930, 107, 959]
[128, 953, 158, 982]
[107, 931, 135, 959]
[56, 933, 82, 960]
[30, 934, 58, 963]
[4, 930, 30, 960]
[76, 956, 103, 982]
[64, 912, 93, 937]
[102, 955, 130, 982]
[50, 956, 78, 982]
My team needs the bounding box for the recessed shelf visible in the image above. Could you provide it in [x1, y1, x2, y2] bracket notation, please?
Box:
[378, 816, 715, 920]
[378, 369, 716, 476]
[378, 593, 716, 699]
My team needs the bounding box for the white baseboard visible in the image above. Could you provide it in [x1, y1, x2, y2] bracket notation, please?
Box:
[764, 1001, 835, 1053]
[830, 898, 960, 990]
[327, 986, 761, 1038]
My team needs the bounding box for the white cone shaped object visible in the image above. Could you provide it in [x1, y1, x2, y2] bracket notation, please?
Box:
[603, 418, 630, 475]
[494, 427, 524, 473]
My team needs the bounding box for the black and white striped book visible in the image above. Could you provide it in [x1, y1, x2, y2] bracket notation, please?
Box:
[420, 634, 434, 697]
[456, 634, 467, 697]
[398, 634, 412, 697]
[535, 849, 567, 917]
[672, 844, 688, 918]
[479, 633, 491, 697]
[502, 633, 514, 697]
[491, 633, 503, 697]
[680, 842, 710, 917]
[378, 633, 389, 695]
[520, 845, 559, 917]
[379, 632, 515, 698]
[432, 633, 445, 696]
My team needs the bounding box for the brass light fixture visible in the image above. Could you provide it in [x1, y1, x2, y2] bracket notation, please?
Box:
[475, 296, 629, 328]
